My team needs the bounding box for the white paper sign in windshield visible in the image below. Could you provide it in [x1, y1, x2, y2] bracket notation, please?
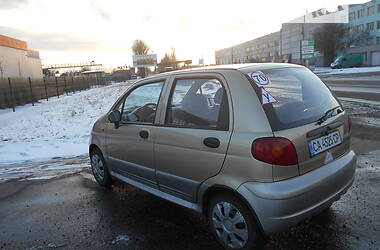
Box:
[248, 71, 271, 87]
[261, 88, 277, 105]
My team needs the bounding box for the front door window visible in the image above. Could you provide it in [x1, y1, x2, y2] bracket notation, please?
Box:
[121, 82, 164, 124]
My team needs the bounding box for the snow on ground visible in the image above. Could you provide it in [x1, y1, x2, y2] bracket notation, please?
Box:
[0, 81, 132, 165]
[340, 98, 380, 115]
[314, 66, 380, 76]
[340, 98, 380, 130]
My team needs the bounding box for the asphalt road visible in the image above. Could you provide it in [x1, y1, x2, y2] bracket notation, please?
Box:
[322, 76, 380, 102]
[0, 76, 379, 250]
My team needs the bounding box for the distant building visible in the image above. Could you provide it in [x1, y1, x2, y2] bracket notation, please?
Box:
[215, 5, 350, 67]
[346, 0, 380, 65]
[81, 70, 105, 77]
[215, 32, 280, 65]
[0, 34, 42, 78]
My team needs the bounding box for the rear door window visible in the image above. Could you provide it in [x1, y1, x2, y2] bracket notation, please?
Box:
[165, 78, 229, 130]
[242, 67, 341, 131]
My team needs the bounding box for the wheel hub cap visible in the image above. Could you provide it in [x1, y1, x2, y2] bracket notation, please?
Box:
[91, 154, 104, 180]
[224, 220, 233, 231]
[211, 201, 249, 249]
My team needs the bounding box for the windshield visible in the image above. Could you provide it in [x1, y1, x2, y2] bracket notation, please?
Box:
[242, 67, 341, 131]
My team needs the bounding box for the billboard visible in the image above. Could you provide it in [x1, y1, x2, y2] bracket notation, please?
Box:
[300, 40, 315, 60]
[132, 54, 157, 67]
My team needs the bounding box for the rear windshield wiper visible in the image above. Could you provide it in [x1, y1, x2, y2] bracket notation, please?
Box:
[315, 106, 341, 125]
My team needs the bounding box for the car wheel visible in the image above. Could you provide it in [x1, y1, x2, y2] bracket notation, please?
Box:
[90, 148, 112, 187]
[208, 194, 263, 250]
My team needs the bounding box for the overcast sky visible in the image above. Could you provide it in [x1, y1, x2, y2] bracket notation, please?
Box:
[0, 0, 365, 67]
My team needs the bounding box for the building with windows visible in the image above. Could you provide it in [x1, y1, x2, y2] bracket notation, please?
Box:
[215, 1, 380, 66]
[0, 34, 42, 78]
[215, 32, 280, 65]
[280, 6, 348, 65]
[215, 6, 348, 66]
[279, 23, 323, 65]
[346, 0, 380, 65]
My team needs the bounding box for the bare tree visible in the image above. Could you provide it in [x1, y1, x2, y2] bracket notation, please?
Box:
[159, 47, 178, 69]
[313, 23, 345, 66]
[169, 47, 177, 67]
[131, 39, 150, 55]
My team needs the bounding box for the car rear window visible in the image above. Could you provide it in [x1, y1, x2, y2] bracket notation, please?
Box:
[242, 67, 341, 131]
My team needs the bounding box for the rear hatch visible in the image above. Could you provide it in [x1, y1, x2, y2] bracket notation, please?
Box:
[240, 66, 351, 181]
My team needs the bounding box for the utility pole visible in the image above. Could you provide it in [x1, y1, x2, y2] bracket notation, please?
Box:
[280, 27, 282, 61]
[301, 11, 307, 66]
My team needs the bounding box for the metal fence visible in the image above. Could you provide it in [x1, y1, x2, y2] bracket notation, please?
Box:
[0, 75, 129, 111]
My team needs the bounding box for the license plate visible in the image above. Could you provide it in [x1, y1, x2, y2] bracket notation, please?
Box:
[308, 131, 342, 157]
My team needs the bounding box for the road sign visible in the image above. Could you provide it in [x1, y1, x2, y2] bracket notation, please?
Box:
[132, 54, 157, 67]
[300, 40, 315, 60]
[248, 71, 271, 87]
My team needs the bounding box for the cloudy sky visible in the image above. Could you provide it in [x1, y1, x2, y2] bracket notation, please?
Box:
[0, 0, 364, 67]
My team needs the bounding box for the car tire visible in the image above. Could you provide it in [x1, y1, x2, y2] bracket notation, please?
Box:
[90, 147, 112, 187]
[208, 194, 263, 250]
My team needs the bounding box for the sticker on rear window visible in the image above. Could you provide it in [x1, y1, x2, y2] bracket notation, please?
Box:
[248, 71, 271, 87]
[261, 88, 277, 105]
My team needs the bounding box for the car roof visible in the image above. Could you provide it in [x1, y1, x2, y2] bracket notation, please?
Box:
[141, 63, 304, 81]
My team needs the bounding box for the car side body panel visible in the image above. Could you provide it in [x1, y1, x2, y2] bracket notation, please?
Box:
[90, 115, 108, 158]
[153, 72, 234, 202]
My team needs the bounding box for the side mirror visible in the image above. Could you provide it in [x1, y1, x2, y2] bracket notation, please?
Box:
[108, 110, 121, 128]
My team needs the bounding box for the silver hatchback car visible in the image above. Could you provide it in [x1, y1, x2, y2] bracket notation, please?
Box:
[90, 63, 356, 250]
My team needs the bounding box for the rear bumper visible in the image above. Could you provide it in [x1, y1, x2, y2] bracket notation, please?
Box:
[237, 150, 356, 234]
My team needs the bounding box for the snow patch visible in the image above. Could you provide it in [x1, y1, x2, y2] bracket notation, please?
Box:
[339, 99, 380, 116]
[112, 234, 131, 245]
[353, 117, 380, 128]
[0, 81, 132, 164]
[0, 155, 90, 183]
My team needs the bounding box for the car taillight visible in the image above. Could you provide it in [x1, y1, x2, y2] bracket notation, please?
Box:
[251, 137, 298, 166]
[348, 115, 352, 132]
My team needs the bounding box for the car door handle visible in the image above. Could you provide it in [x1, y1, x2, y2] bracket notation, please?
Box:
[139, 130, 149, 139]
[203, 137, 220, 148]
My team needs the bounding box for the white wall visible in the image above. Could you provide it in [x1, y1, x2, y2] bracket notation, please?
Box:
[0, 46, 42, 78]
